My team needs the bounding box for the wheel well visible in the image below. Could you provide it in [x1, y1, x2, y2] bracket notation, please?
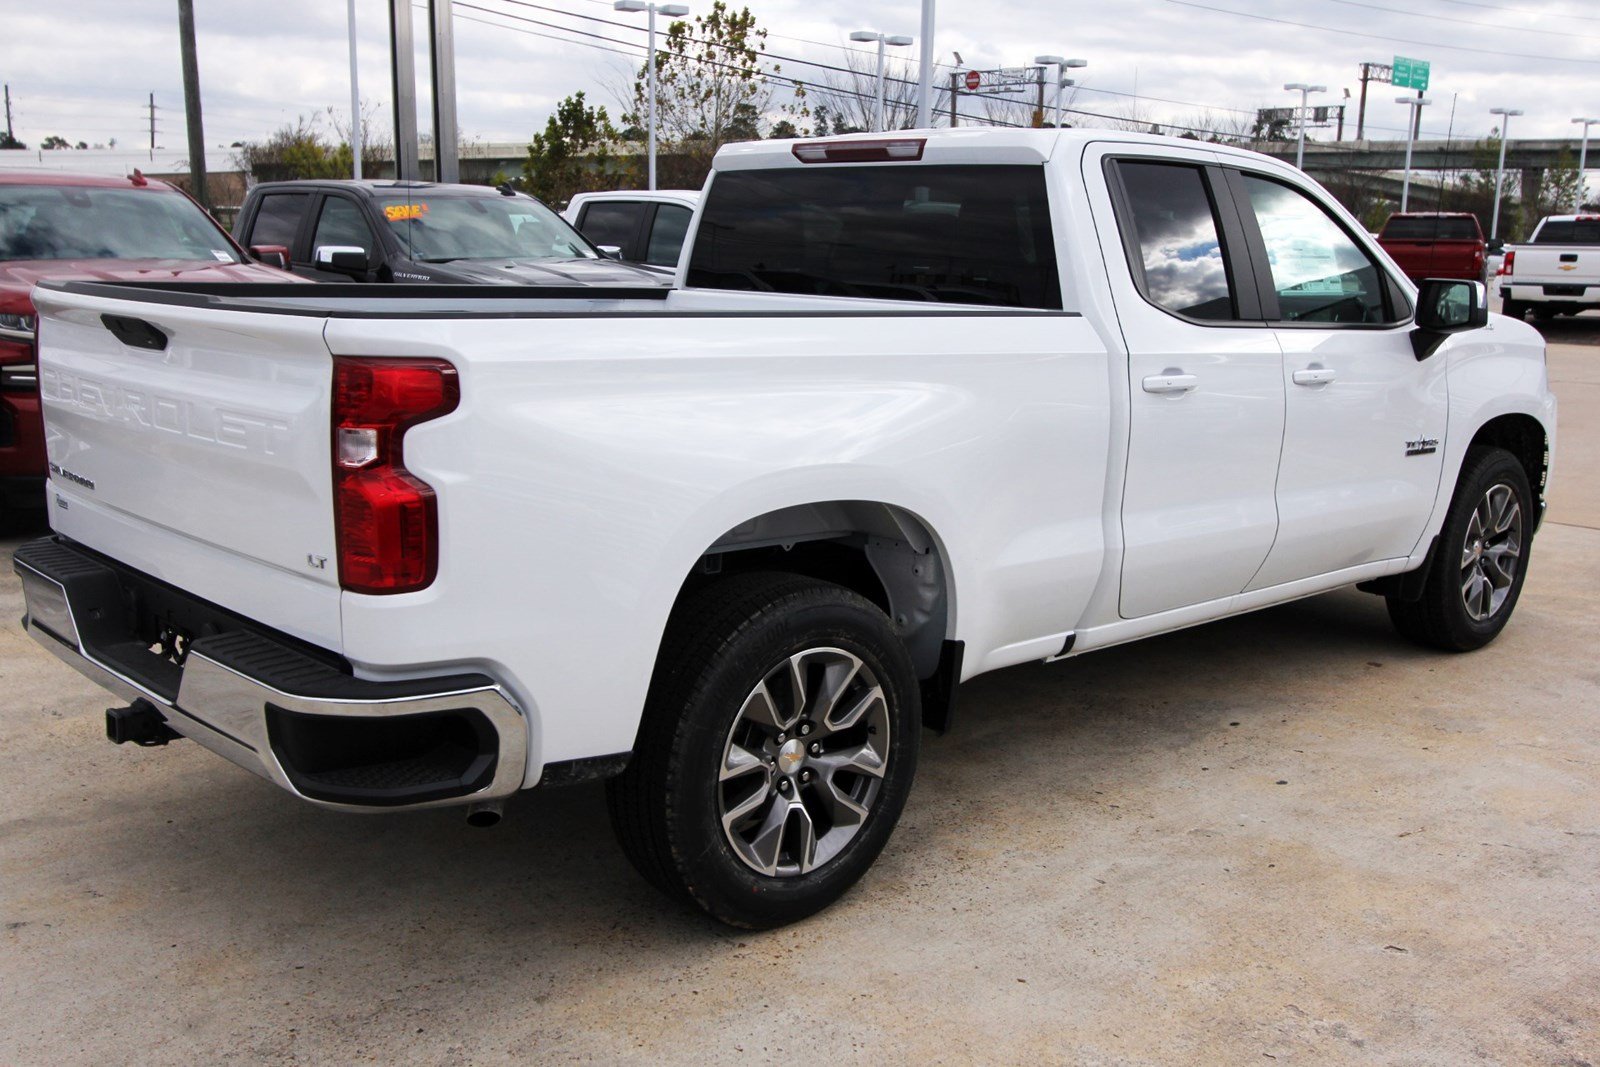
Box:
[1469, 414, 1548, 528]
[676, 502, 952, 681]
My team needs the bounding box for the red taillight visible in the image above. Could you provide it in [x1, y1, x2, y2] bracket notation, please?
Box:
[332, 357, 459, 594]
[1503, 250, 1515, 276]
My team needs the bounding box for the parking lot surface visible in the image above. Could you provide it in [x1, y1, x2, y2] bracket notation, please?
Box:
[2, 322, 1597, 1065]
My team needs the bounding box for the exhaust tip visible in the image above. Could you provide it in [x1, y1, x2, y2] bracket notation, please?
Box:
[465, 801, 503, 828]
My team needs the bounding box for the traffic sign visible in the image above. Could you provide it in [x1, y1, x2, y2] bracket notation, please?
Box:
[965, 70, 981, 91]
[1393, 55, 1430, 91]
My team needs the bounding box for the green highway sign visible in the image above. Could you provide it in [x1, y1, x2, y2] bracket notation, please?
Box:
[1393, 55, 1430, 91]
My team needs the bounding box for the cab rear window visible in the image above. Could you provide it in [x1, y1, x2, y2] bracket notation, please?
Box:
[687, 164, 1061, 309]
[1532, 220, 1600, 244]
[1381, 217, 1481, 240]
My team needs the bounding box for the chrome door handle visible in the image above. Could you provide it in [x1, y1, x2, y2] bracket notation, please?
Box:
[1292, 368, 1337, 386]
[1142, 373, 1197, 394]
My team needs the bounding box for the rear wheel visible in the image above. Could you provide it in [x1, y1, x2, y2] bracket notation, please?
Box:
[1500, 298, 1526, 320]
[1387, 447, 1533, 651]
[608, 573, 920, 928]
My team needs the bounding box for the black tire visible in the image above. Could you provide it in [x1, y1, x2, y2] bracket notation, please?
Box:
[1387, 447, 1534, 652]
[1500, 298, 1526, 320]
[1533, 306, 1557, 321]
[607, 572, 920, 928]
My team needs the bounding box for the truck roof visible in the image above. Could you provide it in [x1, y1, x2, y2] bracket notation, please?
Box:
[0, 169, 178, 191]
[712, 126, 1301, 175]
[248, 179, 529, 199]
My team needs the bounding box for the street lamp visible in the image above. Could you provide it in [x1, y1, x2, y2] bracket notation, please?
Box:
[1284, 82, 1327, 170]
[1396, 94, 1431, 212]
[849, 30, 915, 132]
[1035, 55, 1088, 130]
[1489, 106, 1524, 240]
[1572, 116, 1600, 211]
[615, 0, 690, 190]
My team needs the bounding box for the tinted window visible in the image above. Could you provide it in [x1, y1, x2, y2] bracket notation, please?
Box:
[687, 165, 1061, 309]
[311, 196, 375, 258]
[1116, 162, 1235, 320]
[1533, 220, 1600, 244]
[1242, 175, 1397, 324]
[579, 202, 646, 254]
[0, 185, 239, 263]
[645, 203, 693, 266]
[1381, 216, 1480, 240]
[250, 193, 310, 249]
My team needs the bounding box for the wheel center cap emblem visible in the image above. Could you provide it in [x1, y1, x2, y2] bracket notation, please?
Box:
[777, 738, 807, 774]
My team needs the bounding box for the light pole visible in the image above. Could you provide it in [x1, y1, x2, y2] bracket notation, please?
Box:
[1035, 56, 1087, 129]
[1489, 106, 1523, 240]
[916, 0, 934, 128]
[1572, 116, 1599, 211]
[1284, 82, 1327, 170]
[615, 0, 689, 190]
[1396, 94, 1430, 212]
[849, 30, 915, 132]
[347, 0, 362, 179]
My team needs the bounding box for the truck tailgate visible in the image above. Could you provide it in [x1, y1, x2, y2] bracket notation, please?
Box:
[1511, 246, 1599, 281]
[31, 286, 343, 649]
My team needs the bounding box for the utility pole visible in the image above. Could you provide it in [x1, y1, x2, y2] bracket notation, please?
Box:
[177, 0, 209, 212]
[3, 85, 13, 143]
[916, 0, 935, 128]
[148, 92, 157, 160]
[948, 72, 959, 127]
[1356, 63, 1370, 140]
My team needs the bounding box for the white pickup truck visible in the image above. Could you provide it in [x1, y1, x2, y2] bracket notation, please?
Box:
[18, 129, 1555, 928]
[1500, 213, 1600, 320]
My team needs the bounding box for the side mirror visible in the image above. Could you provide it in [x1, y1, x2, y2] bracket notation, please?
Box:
[1411, 278, 1489, 360]
[249, 244, 290, 270]
[1485, 238, 1505, 254]
[314, 245, 371, 274]
[596, 245, 624, 261]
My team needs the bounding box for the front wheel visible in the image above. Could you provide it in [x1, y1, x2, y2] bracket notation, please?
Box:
[608, 573, 920, 928]
[1387, 447, 1534, 651]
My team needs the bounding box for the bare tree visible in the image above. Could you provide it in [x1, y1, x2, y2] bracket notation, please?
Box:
[809, 48, 918, 133]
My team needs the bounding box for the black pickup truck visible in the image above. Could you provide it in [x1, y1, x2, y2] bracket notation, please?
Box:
[232, 179, 668, 286]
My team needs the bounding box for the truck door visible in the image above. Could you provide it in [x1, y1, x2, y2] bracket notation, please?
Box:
[1224, 169, 1447, 590]
[1089, 146, 1286, 619]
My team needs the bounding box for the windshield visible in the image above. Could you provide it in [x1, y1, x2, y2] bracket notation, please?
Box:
[379, 194, 596, 262]
[1382, 216, 1480, 240]
[0, 185, 240, 263]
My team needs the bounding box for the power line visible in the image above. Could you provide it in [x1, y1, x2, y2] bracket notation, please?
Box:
[1315, 0, 1600, 38]
[1159, 0, 1600, 63]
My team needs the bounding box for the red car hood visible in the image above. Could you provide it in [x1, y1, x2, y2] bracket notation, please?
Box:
[0, 258, 298, 315]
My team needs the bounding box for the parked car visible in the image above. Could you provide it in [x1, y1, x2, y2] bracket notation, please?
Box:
[21, 129, 1553, 928]
[1499, 214, 1600, 320]
[1376, 211, 1487, 285]
[564, 189, 699, 270]
[0, 169, 296, 514]
[233, 179, 669, 287]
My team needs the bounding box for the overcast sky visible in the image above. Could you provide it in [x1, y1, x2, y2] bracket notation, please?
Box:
[5, 0, 1599, 154]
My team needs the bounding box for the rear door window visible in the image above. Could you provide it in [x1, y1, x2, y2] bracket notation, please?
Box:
[687, 164, 1061, 309]
[1382, 216, 1480, 240]
[1113, 161, 1238, 321]
[248, 193, 311, 251]
[644, 203, 693, 267]
[577, 202, 646, 257]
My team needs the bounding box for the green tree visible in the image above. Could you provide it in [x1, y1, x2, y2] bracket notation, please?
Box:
[520, 92, 632, 207]
[0, 131, 27, 150]
[235, 114, 353, 181]
[40, 135, 69, 150]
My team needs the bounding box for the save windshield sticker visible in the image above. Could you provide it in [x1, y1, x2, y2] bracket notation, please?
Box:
[211, 250, 231, 262]
[384, 203, 428, 221]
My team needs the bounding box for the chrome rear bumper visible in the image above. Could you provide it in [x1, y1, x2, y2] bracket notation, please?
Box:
[16, 537, 527, 812]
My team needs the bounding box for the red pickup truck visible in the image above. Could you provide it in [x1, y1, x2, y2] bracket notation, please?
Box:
[0, 170, 297, 514]
[1376, 212, 1487, 285]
